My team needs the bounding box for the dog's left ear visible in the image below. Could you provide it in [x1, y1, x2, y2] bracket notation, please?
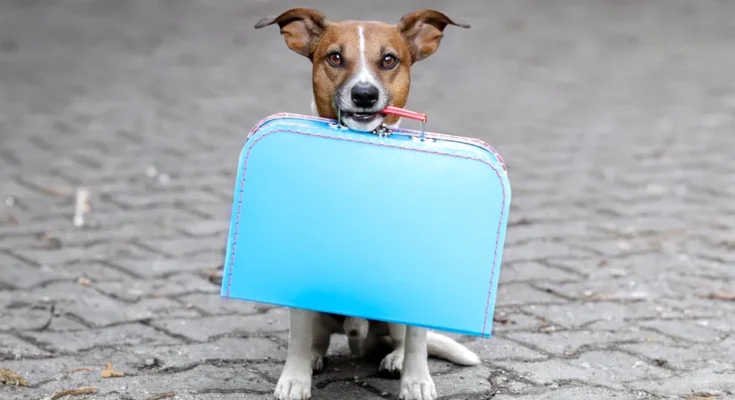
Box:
[255, 8, 330, 59]
[396, 10, 470, 64]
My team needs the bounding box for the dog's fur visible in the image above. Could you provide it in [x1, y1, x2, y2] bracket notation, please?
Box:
[254, 8, 474, 400]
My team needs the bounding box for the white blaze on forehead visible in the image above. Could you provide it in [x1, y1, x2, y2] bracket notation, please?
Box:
[356, 25, 376, 85]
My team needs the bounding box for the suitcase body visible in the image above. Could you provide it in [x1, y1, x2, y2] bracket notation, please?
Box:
[221, 112, 511, 338]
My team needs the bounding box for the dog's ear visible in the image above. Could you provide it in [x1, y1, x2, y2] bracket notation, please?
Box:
[396, 10, 470, 63]
[255, 8, 330, 59]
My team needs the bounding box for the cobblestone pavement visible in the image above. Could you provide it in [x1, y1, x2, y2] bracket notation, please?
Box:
[1, 0, 735, 399]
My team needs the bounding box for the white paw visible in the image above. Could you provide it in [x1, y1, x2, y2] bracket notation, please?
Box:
[399, 374, 437, 400]
[311, 352, 324, 373]
[379, 348, 404, 376]
[274, 371, 311, 400]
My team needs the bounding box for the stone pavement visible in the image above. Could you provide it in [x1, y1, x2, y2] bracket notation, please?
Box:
[1, 0, 734, 399]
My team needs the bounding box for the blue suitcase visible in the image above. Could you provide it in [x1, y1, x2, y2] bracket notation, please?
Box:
[220, 108, 511, 338]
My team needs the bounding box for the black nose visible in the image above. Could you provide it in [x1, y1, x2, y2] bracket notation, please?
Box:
[351, 83, 379, 109]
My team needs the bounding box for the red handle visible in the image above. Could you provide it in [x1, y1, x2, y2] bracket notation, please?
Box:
[381, 106, 427, 123]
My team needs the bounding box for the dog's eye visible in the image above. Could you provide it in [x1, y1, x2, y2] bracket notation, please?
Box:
[380, 54, 398, 69]
[326, 52, 343, 67]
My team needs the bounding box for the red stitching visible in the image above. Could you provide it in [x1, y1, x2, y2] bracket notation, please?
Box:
[226, 127, 507, 336]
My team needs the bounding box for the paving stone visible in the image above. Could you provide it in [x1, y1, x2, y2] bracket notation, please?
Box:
[45, 316, 88, 332]
[466, 336, 547, 361]
[627, 367, 735, 398]
[11, 242, 158, 266]
[127, 298, 203, 319]
[496, 350, 671, 390]
[15, 364, 274, 400]
[493, 386, 642, 400]
[499, 261, 583, 284]
[108, 189, 224, 208]
[523, 302, 664, 329]
[150, 309, 289, 342]
[0, 347, 144, 385]
[141, 237, 227, 258]
[619, 341, 732, 371]
[94, 273, 216, 302]
[0, 306, 54, 332]
[495, 283, 568, 307]
[85, 208, 205, 229]
[1, 282, 165, 327]
[501, 241, 596, 264]
[22, 323, 179, 353]
[505, 329, 672, 356]
[0, 333, 51, 359]
[176, 219, 230, 237]
[490, 309, 550, 334]
[638, 319, 726, 343]
[505, 220, 608, 244]
[130, 337, 284, 370]
[110, 255, 223, 278]
[0, 252, 67, 289]
[179, 293, 268, 316]
[42, 222, 181, 247]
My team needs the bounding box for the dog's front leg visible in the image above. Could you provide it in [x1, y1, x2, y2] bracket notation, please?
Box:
[399, 326, 436, 400]
[379, 323, 406, 376]
[274, 308, 316, 400]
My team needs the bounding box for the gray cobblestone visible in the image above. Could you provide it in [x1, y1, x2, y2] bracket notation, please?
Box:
[94, 274, 217, 302]
[0, 333, 50, 359]
[493, 387, 643, 400]
[505, 329, 672, 356]
[627, 367, 735, 398]
[1, 0, 734, 398]
[130, 337, 284, 370]
[151, 311, 290, 342]
[495, 350, 671, 390]
[523, 302, 665, 329]
[466, 337, 547, 362]
[21, 323, 179, 353]
[109, 255, 223, 278]
[638, 319, 726, 343]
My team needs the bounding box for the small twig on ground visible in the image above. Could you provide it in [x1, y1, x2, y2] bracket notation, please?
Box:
[684, 393, 720, 400]
[101, 362, 124, 378]
[705, 291, 735, 301]
[145, 392, 176, 400]
[48, 387, 97, 400]
[68, 367, 93, 373]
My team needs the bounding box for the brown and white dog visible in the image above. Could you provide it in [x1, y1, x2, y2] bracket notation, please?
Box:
[254, 8, 476, 400]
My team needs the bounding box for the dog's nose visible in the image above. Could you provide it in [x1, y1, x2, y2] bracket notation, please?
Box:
[351, 83, 379, 108]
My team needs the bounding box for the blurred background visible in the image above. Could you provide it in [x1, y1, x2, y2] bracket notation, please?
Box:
[1, 1, 734, 399]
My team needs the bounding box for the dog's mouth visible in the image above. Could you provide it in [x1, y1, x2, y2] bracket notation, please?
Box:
[341, 110, 382, 123]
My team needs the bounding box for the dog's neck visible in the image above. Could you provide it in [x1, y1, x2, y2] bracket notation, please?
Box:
[310, 100, 401, 130]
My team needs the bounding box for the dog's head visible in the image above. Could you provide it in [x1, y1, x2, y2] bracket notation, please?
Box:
[255, 8, 470, 132]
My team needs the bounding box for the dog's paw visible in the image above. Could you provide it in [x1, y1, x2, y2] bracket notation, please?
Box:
[399, 375, 437, 400]
[311, 352, 325, 373]
[274, 372, 312, 400]
[379, 348, 404, 377]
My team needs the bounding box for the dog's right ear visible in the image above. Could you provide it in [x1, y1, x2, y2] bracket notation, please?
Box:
[255, 8, 330, 59]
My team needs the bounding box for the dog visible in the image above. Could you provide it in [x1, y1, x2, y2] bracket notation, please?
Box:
[254, 8, 473, 400]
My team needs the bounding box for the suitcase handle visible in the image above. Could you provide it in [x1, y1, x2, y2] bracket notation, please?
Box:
[382, 106, 427, 123]
[381, 106, 427, 141]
